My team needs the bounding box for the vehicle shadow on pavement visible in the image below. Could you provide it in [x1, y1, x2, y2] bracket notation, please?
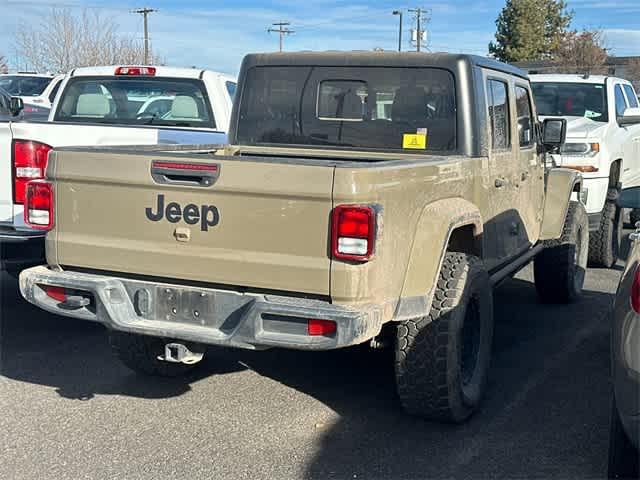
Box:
[0, 273, 247, 401]
[0, 266, 615, 478]
[224, 273, 615, 479]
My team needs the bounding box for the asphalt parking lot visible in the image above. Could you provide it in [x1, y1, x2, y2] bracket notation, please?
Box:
[0, 233, 630, 479]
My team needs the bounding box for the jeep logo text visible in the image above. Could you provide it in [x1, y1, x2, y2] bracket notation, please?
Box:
[146, 194, 220, 232]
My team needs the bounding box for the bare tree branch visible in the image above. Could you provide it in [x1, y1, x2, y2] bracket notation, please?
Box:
[13, 8, 162, 72]
[0, 54, 8, 74]
[553, 29, 609, 74]
[626, 58, 640, 91]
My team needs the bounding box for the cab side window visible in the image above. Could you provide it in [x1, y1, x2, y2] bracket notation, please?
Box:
[515, 86, 534, 148]
[615, 85, 628, 117]
[487, 79, 510, 150]
[48, 80, 61, 104]
[623, 84, 639, 109]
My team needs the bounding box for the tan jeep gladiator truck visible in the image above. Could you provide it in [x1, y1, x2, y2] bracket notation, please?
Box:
[19, 52, 587, 423]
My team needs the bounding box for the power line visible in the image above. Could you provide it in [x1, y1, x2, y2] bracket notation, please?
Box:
[131, 7, 158, 64]
[268, 22, 295, 52]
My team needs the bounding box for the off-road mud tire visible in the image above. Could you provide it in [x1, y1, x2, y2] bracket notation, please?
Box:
[395, 253, 493, 423]
[589, 190, 622, 268]
[534, 201, 588, 303]
[109, 331, 202, 377]
[608, 398, 639, 479]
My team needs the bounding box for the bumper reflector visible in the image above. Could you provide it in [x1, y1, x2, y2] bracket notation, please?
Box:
[307, 319, 337, 336]
[44, 285, 67, 302]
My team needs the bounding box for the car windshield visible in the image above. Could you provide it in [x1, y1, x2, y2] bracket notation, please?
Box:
[54, 76, 215, 128]
[0, 76, 52, 96]
[236, 66, 457, 152]
[531, 81, 608, 122]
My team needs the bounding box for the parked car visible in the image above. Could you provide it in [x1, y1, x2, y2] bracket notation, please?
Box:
[608, 186, 640, 478]
[530, 74, 640, 268]
[0, 87, 50, 122]
[0, 72, 55, 99]
[0, 65, 236, 276]
[19, 53, 586, 423]
[21, 74, 64, 110]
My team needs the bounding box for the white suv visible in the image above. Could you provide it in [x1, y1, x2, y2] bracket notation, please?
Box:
[531, 74, 640, 267]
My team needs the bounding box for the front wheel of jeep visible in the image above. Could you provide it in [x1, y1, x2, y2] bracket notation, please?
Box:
[534, 201, 588, 303]
[394, 252, 494, 423]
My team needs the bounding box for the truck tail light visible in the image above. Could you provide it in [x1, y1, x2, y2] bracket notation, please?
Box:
[115, 66, 156, 76]
[13, 140, 52, 204]
[331, 205, 376, 262]
[24, 180, 54, 230]
[632, 266, 640, 314]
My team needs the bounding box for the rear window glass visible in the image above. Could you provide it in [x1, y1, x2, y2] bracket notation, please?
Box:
[0, 76, 51, 96]
[54, 77, 215, 128]
[236, 66, 456, 152]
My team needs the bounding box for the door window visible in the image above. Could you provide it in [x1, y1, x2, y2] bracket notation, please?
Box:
[623, 84, 639, 109]
[487, 79, 510, 150]
[515, 86, 534, 148]
[615, 85, 628, 117]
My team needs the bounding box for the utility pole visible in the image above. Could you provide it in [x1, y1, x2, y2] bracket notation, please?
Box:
[132, 7, 158, 64]
[408, 7, 430, 52]
[268, 22, 295, 52]
[392, 10, 403, 52]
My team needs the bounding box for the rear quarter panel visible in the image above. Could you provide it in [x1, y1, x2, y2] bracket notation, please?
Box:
[331, 156, 487, 321]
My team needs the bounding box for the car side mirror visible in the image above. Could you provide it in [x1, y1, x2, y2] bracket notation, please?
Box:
[618, 187, 640, 209]
[9, 97, 24, 117]
[618, 107, 640, 127]
[541, 117, 567, 151]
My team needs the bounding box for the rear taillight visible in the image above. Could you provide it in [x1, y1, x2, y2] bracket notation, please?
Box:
[13, 140, 52, 204]
[115, 66, 156, 76]
[331, 205, 376, 262]
[24, 180, 54, 230]
[631, 266, 640, 314]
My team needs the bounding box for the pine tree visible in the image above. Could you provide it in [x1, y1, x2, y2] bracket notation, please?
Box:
[489, 0, 572, 62]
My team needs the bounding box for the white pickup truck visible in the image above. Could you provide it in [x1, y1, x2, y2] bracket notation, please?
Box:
[0, 65, 236, 275]
[530, 74, 640, 267]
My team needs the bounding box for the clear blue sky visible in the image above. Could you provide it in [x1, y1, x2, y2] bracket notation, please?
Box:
[1, 0, 639, 74]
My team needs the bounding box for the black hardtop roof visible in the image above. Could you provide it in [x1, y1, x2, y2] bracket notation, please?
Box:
[240, 51, 529, 80]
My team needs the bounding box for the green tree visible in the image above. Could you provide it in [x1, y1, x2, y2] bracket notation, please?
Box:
[489, 0, 572, 62]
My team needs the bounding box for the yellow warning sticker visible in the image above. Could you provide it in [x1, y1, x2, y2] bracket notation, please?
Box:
[402, 133, 427, 149]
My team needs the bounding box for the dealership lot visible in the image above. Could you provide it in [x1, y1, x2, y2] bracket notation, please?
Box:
[0, 232, 628, 479]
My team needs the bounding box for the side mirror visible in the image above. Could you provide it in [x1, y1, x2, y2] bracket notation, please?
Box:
[541, 117, 567, 150]
[9, 97, 24, 117]
[618, 187, 640, 209]
[618, 107, 640, 127]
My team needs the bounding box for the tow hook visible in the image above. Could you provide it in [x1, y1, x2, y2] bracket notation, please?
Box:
[157, 343, 204, 364]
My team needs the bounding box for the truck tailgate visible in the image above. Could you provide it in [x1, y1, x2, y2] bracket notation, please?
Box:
[49, 150, 334, 295]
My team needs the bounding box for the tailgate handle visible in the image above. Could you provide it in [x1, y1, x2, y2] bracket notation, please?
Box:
[151, 161, 220, 187]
